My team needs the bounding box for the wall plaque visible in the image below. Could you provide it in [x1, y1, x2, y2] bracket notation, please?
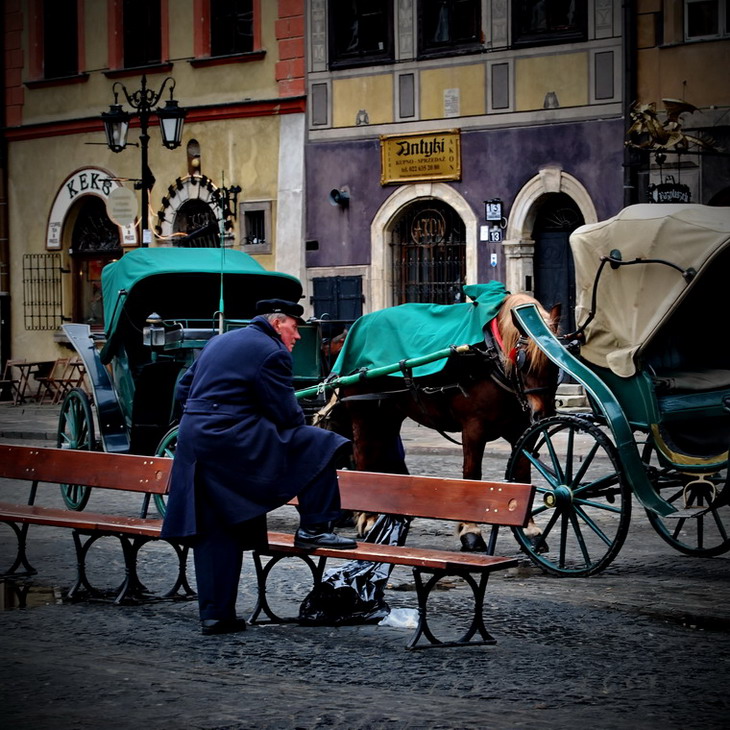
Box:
[380, 129, 461, 185]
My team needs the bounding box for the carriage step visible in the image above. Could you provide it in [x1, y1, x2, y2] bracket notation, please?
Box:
[666, 506, 713, 519]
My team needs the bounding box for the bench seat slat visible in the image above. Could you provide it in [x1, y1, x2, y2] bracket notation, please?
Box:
[0, 502, 163, 537]
[0, 445, 171, 495]
[264, 531, 519, 572]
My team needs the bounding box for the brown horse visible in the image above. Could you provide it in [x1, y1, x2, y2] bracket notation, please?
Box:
[322, 292, 560, 551]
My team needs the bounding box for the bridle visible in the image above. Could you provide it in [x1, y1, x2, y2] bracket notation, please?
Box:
[483, 317, 554, 413]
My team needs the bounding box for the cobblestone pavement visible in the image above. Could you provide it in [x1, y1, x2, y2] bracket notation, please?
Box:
[1, 403, 729, 729]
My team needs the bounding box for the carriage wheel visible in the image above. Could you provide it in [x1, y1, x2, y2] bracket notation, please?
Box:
[153, 426, 178, 517]
[506, 415, 632, 577]
[642, 442, 730, 557]
[57, 387, 96, 511]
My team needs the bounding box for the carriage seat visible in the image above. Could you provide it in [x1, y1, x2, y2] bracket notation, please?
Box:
[653, 368, 730, 393]
[164, 327, 218, 347]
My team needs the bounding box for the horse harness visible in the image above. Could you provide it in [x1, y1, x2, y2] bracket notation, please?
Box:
[333, 318, 541, 445]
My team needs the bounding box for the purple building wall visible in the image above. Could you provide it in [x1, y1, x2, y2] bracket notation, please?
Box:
[305, 118, 626, 283]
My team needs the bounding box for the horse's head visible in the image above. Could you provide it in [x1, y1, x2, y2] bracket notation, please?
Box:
[321, 328, 348, 370]
[497, 294, 561, 421]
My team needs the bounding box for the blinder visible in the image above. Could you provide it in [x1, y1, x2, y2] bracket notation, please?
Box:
[510, 337, 529, 372]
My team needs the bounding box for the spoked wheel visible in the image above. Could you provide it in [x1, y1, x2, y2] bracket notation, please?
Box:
[57, 387, 96, 511]
[506, 415, 632, 577]
[642, 442, 730, 557]
[153, 426, 178, 517]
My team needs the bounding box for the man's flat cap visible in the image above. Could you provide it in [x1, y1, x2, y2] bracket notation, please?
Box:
[255, 298, 305, 323]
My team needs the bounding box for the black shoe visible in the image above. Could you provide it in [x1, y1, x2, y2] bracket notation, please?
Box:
[294, 527, 357, 550]
[200, 618, 247, 636]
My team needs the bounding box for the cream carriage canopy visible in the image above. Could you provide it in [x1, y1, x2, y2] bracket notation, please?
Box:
[570, 204, 730, 377]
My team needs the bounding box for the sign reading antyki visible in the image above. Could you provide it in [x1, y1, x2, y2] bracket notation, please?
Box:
[380, 130, 461, 185]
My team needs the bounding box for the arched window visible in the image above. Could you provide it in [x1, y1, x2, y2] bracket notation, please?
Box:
[173, 199, 220, 247]
[390, 200, 466, 304]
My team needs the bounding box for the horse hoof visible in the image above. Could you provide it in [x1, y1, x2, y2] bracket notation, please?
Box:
[530, 535, 549, 554]
[460, 532, 488, 552]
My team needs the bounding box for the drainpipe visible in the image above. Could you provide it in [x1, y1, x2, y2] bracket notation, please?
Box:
[623, 0, 639, 207]
[0, 7, 11, 364]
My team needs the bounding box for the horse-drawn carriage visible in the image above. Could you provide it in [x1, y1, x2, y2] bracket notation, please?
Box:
[505, 204, 730, 575]
[308, 204, 730, 577]
[58, 246, 346, 512]
[58, 205, 730, 581]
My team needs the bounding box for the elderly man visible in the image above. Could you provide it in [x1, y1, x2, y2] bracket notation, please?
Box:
[161, 298, 355, 635]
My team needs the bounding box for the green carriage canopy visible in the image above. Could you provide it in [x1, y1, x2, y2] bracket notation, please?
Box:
[100, 247, 302, 363]
[570, 204, 730, 377]
[332, 282, 507, 378]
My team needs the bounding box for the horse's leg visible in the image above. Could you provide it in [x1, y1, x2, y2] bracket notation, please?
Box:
[457, 421, 490, 553]
[348, 401, 407, 537]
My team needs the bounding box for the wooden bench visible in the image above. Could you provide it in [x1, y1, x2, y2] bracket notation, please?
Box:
[251, 470, 534, 649]
[0, 444, 194, 605]
[1, 445, 534, 649]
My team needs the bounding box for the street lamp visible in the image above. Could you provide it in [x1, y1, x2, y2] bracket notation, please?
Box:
[101, 75, 187, 245]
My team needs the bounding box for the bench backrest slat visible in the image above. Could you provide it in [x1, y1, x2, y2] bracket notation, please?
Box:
[336, 470, 534, 528]
[0, 445, 172, 495]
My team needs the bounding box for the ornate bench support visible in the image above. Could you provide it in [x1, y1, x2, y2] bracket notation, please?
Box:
[248, 552, 327, 624]
[407, 568, 496, 650]
[67, 530, 196, 604]
[1, 520, 38, 577]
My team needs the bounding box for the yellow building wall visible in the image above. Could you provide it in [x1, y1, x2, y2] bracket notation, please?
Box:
[637, 41, 730, 108]
[515, 53, 589, 111]
[20, 0, 282, 125]
[332, 75, 394, 127]
[7, 112, 282, 360]
[420, 65, 485, 119]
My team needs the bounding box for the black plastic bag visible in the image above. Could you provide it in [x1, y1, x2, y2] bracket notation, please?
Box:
[298, 513, 410, 626]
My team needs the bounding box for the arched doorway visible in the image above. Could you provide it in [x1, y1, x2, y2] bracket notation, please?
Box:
[390, 199, 466, 304]
[532, 192, 584, 334]
[68, 196, 122, 326]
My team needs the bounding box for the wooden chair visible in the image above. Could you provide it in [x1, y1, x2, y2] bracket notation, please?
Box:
[35, 358, 70, 404]
[0, 359, 25, 403]
[53, 356, 87, 404]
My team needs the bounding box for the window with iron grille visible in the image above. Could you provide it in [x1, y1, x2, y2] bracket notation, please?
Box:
[240, 202, 272, 254]
[23, 254, 63, 331]
[390, 201, 466, 305]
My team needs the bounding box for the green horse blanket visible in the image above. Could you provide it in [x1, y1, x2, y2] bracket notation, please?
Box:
[331, 282, 508, 379]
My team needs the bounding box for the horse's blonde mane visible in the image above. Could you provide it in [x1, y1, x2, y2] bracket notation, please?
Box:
[496, 293, 556, 375]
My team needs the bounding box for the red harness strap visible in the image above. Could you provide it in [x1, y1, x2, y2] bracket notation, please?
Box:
[490, 317, 517, 364]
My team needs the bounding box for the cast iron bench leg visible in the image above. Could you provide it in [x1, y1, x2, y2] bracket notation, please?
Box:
[67, 531, 115, 601]
[114, 535, 154, 605]
[161, 541, 196, 600]
[248, 551, 327, 624]
[116, 538, 196, 604]
[407, 568, 496, 650]
[1, 521, 38, 577]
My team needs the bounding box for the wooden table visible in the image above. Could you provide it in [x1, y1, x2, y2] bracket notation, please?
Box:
[13, 361, 54, 404]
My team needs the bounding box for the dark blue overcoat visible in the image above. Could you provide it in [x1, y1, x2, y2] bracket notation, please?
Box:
[161, 316, 348, 540]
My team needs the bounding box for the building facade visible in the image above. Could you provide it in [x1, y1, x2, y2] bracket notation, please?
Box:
[303, 0, 729, 334]
[1, 0, 306, 363]
[2, 1, 729, 368]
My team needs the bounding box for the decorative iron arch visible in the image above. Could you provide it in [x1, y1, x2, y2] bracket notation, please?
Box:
[155, 174, 233, 246]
